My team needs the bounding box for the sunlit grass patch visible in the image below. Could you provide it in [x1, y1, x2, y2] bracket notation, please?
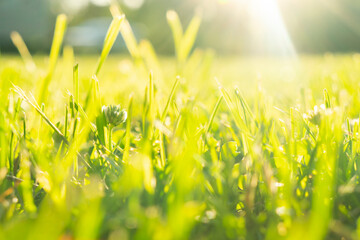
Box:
[1, 8, 360, 240]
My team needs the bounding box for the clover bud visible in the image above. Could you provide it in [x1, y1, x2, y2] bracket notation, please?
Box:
[102, 105, 127, 127]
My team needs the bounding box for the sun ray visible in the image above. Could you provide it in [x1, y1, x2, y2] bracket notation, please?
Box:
[244, 0, 297, 57]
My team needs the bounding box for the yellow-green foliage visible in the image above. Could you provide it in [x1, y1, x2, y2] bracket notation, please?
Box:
[1, 10, 360, 240]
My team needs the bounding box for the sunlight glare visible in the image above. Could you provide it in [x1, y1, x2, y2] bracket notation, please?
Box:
[236, 0, 297, 57]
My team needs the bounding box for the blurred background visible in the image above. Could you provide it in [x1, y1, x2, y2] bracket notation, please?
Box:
[1, 0, 360, 56]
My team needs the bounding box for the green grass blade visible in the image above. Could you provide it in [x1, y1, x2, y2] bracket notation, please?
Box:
[48, 14, 67, 75]
[72, 64, 79, 176]
[13, 85, 69, 145]
[10, 31, 36, 71]
[307, 112, 343, 240]
[110, 5, 141, 59]
[92, 75, 102, 113]
[77, 102, 97, 132]
[39, 14, 67, 103]
[18, 152, 36, 213]
[179, 13, 201, 62]
[149, 72, 154, 112]
[206, 95, 223, 134]
[159, 132, 166, 168]
[73, 64, 79, 118]
[167, 10, 183, 60]
[123, 93, 134, 163]
[235, 88, 256, 124]
[219, 85, 249, 136]
[146, 72, 155, 138]
[95, 15, 124, 75]
[324, 88, 331, 108]
[64, 104, 69, 139]
[161, 76, 180, 122]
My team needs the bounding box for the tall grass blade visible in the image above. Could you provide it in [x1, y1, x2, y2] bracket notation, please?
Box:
[84, 15, 124, 111]
[167, 10, 183, 60]
[73, 64, 79, 176]
[110, 5, 141, 59]
[10, 31, 36, 71]
[180, 13, 201, 62]
[39, 14, 67, 103]
[13, 85, 69, 145]
[95, 15, 124, 75]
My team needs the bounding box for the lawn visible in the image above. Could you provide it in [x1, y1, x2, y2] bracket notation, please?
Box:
[1, 9, 360, 240]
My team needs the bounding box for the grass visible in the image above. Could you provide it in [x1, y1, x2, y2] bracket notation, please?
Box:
[1, 7, 360, 240]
